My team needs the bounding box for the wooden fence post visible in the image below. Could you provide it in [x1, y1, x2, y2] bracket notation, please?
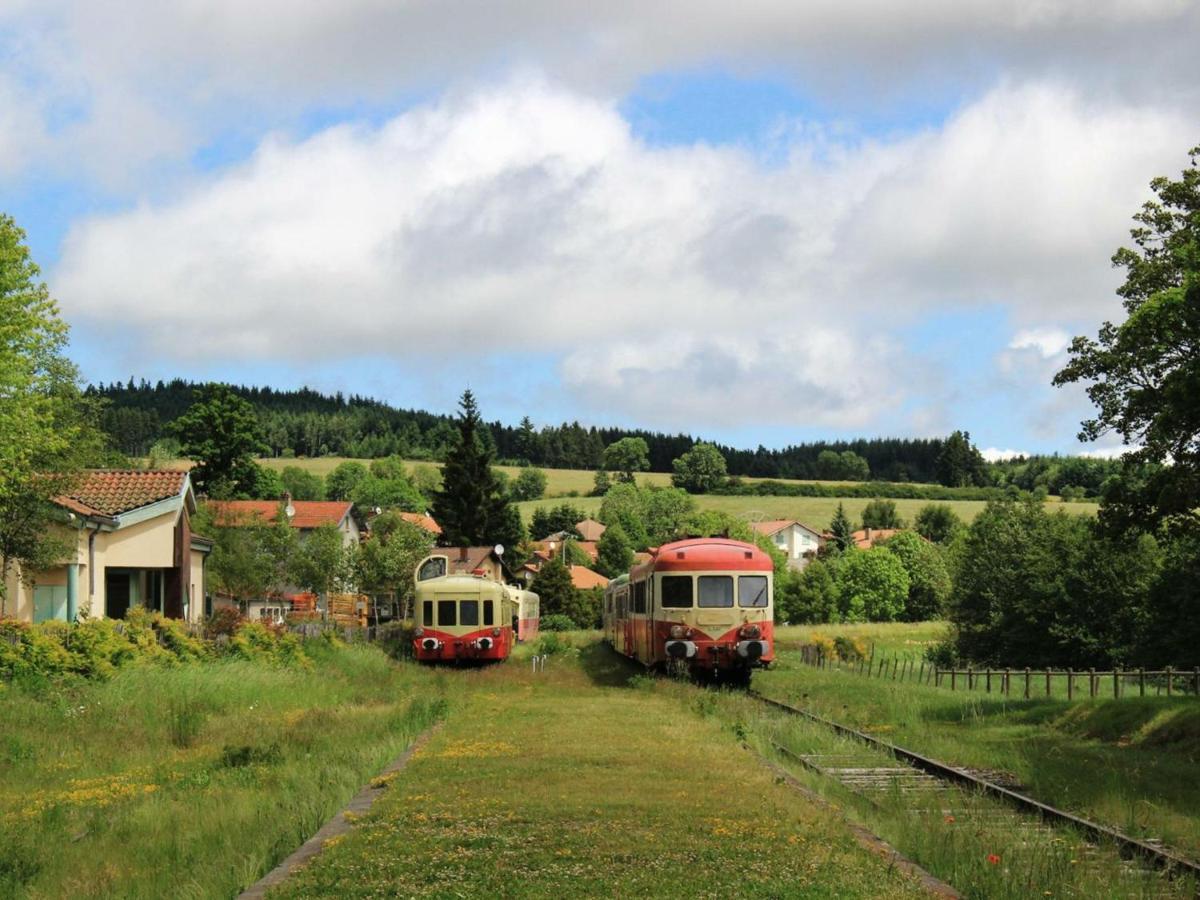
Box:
[1139, 668, 1145, 697]
[986, 669, 992, 693]
[1067, 670, 1073, 700]
[967, 666, 974, 690]
[919, 661, 925, 684]
[1003, 669, 1010, 696]
[1194, 667, 1199, 697]
[1114, 668, 1120, 699]
[951, 669, 956, 691]
[1167, 666, 1173, 697]
[1024, 667, 1031, 699]
[1089, 667, 1096, 698]
[1046, 669, 1052, 697]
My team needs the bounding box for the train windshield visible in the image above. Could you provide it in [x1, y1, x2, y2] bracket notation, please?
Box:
[660, 576, 692, 608]
[437, 600, 456, 626]
[698, 576, 734, 608]
[739, 575, 769, 608]
[461, 600, 479, 626]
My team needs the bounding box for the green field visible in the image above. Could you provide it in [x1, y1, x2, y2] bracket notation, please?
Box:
[165, 456, 1100, 530]
[757, 635, 1200, 861]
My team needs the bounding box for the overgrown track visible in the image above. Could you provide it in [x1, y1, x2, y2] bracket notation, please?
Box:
[748, 690, 1200, 883]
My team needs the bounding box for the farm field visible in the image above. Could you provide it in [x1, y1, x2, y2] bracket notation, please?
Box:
[757, 639, 1200, 860]
[0, 640, 443, 899]
[270, 639, 929, 899]
[516, 493, 1096, 531]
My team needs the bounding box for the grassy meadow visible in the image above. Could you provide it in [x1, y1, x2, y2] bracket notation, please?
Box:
[270, 636, 930, 899]
[758, 634, 1200, 861]
[0, 640, 444, 898]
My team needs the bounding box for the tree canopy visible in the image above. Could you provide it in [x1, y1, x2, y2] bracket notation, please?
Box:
[1054, 145, 1200, 533]
[430, 390, 513, 547]
[935, 431, 987, 488]
[671, 443, 728, 493]
[173, 384, 268, 498]
[602, 437, 650, 483]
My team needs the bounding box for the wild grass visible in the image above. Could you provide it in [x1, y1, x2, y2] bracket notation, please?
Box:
[271, 642, 930, 898]
[756, 650, 1200, 860]
[0, 640, 446, 898]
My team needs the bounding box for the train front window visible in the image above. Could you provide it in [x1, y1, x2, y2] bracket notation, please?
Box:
[422, 601, 433, 627]
[418, 557, 447, 581]
[739, 575, 769, 608]
[483, 600, 494, 625]
[698, 576, 734, 608]
[460, 600, 479, 626]
[660, 576, 692, 608]
[437, 600, 456, 626]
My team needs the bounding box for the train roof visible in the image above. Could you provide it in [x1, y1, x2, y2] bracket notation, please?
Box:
[415, 574, 510, 596]
[607, 573, 629, 589]
[631, 537, 773, 577]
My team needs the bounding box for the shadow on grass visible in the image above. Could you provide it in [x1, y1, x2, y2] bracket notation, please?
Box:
[578, 641, 643, 688]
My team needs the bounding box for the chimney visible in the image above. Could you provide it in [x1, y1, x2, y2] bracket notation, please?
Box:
[864, 527, 872, 541]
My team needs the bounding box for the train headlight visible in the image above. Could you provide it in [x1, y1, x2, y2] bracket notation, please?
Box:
[670, 624, 686, 639]
[414, 626, 424, 637]
[740, 624, 761, 639]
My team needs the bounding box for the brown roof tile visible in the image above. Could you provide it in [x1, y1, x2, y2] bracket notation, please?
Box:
[209, 500, 353, 530]
[55, 470, 187, 517]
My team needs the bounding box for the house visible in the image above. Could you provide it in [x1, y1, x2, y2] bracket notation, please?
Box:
[514, 542, 609, 591]
[575, 518, 606, 541]
[852, 527, 901, 550]
[528, 539, 599, 563]
[568, 566, 609, 590]
[750, 519, 824, 570]
[209, 496, 361, 547]
[398, 512, 442, 536]
[415, 546, 511, 583]
[1, 470, 212, 624]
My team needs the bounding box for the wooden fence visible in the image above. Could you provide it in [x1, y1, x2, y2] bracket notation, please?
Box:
[797, 644, 1200, 699]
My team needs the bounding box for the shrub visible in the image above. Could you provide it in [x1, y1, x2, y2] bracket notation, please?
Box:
[534, 632, 570, 655]
[205, 607, 244, 639]
[833, 635, 867, 661]
[220, 742, 282, 767]
[539, 614, 576, 633]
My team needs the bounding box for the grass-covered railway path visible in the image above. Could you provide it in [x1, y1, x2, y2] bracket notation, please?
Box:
[268, 643, 930, 899]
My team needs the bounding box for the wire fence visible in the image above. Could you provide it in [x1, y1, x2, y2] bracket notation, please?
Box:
[797, 644, 1200, 699]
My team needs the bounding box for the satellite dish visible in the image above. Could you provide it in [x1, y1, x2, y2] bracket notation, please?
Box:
[285, 503, 296, 518]
[494, 544, 505, 557]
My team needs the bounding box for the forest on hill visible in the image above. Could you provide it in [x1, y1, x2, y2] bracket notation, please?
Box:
[89, 378, 1118, 492]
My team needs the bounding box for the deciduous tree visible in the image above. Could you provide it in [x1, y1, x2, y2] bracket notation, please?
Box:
[671, 443, 728, 493]
[174, 384, 268, 498]
[602, 437, 650, 483]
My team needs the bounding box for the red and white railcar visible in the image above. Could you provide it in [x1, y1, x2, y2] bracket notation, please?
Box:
[412, 574, 533, 664]
[603, 538, 774, 684]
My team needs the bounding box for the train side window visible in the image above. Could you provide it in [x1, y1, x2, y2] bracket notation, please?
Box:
[698, 576, 734, 608]
[437, 599, 456, 626]
[660, 576, 693, 608]
[461, 600, 479, 626]
[739, 575, 769, 608]
[422, 601, 433, 626]
[633, 581, 646, 614]
[483, 600, 494, 626]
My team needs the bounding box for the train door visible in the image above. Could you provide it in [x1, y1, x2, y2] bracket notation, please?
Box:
[643, 576, 656, 665]
[626, 579, 642, 663]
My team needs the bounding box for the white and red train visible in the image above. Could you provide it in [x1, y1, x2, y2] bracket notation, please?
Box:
[603, 537, 774, 684]
[410, 556, 539, 663]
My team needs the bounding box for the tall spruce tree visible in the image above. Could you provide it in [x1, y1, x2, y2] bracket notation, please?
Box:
[829, 503, 855, 553]
[432, 390, 512, 547]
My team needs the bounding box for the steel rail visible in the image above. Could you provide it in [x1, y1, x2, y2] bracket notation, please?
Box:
[748, 690, 1200, 881]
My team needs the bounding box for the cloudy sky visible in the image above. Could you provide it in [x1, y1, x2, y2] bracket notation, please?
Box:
[4, 1, 1197, 457]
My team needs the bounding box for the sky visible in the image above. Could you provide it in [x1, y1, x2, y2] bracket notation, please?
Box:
[3, 2, 1198, 459]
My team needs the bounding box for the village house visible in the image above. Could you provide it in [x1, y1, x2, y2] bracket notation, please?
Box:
[515, 540, 609, 591]
[852, 527, 901, 550]
[574, 518, 606, 541]
[749, 519, 824, 570]
[1, 470, 212, 625]
[206, 495, 361, 621]
[398, 512, 442, 536]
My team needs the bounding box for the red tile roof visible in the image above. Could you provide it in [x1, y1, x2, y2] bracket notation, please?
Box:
[55, 470, 187, 517]
[209, 500, 352, 530]
[750, 519, 822, 537]
[569, 566, 609, 590]
[575, 518, 607, 541]
[399, 512, 442, 535]
[529, 540, 598, 562]
[852, 528, 901, 549]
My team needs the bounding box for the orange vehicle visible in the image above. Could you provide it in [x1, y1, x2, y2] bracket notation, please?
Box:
[602, 538, 774, 685]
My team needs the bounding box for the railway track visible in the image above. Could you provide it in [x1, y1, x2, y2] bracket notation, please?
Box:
[748, 690, 1200, 888]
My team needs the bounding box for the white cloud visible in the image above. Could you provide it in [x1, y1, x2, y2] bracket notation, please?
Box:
[47, 76, 1198, 431]
[1009, 327, 1072, 358]
[1078, 445, 1137, 459]
[980, 447, 1029, 462]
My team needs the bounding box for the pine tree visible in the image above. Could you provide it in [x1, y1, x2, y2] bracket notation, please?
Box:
[829, 502, 855, 553]
[431, 390, 512, 546]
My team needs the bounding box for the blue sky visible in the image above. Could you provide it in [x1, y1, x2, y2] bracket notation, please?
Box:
[4, 2, 1198, 458]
